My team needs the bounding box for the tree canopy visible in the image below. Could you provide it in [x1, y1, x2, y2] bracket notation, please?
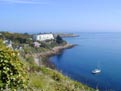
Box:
[56, 35, 63, 44]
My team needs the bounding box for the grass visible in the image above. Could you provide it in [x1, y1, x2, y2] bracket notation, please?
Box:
[27, 66, 95, 91]
[18, 41, 96, 91]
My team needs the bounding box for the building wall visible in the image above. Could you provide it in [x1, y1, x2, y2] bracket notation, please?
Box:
[33, 34, 54, 41]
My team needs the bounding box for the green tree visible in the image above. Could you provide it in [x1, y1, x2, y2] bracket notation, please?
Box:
[56, 35, 63, 44]
[0, 40, 28, 90]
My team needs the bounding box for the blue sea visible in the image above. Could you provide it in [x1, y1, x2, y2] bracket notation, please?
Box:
[50, 32, 121, 91]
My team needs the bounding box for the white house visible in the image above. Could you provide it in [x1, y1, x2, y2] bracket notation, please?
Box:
[33, 41, 41, 47]
[33, 33, 54, 41]
[3, 40, 13, 49]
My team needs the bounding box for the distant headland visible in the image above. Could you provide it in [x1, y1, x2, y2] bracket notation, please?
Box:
[54, 33, 80, 38]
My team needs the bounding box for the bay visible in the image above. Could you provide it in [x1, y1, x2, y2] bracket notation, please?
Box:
[50, 32, 121, 91]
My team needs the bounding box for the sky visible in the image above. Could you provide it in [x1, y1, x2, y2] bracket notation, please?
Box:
[0, 0, 121, 33]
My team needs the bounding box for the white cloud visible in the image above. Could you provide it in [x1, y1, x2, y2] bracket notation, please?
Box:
[0, 0, 49, 4]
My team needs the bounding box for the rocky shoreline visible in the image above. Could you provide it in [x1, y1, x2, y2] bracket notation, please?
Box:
[41, 44, 76, 56]
[33, 44, 77, 68]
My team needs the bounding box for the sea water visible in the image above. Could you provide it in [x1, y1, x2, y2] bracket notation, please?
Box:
[50, 32, 121, 91]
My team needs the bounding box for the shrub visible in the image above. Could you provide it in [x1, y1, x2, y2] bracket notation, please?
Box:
[56, 35, 63, 44]
[0, 40, 28, 90]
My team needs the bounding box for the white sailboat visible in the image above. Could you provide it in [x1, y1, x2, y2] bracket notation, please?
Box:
[92, 62, 101, 74]
[92, 68, 101, 74]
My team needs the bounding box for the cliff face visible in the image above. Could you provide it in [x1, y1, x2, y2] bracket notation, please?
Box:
[18, 41, 95, 91]
[28, 44, 96, 91]
[33, 44, 76, 68]
[0, 32, 95, 91]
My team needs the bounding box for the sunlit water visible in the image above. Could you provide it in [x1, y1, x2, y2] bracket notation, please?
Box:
[50, 32, 121, 91]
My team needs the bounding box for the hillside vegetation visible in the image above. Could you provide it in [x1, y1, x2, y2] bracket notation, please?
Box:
[0, 40, 28, 91]
[0, 32, 96, 91]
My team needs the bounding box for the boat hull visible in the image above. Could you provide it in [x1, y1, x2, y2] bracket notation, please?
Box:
[92, 69, 101, 74]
